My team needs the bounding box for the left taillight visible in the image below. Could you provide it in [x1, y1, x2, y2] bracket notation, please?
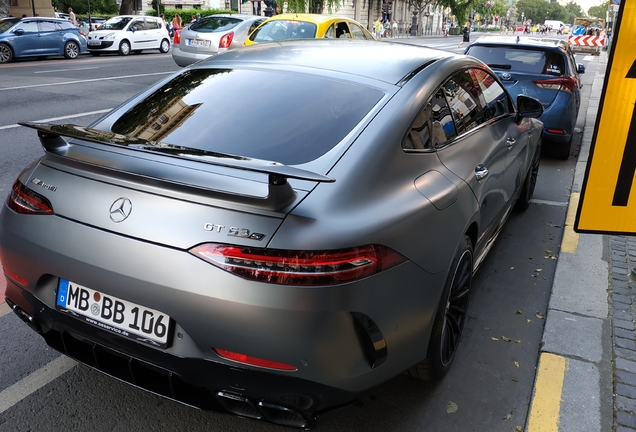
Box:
[7, 180, 53, 215]
[219, 31, 234, 49]
[189, 243, 406, 286]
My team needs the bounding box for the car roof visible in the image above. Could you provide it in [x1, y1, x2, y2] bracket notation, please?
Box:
[199, 39, 460, 85]
[470, 36, 565, 50]
[262, 13, 353, 24]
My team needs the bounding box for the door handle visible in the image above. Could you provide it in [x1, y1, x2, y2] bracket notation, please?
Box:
[475, 165, 489, 182]
[506, 137, 516, 149]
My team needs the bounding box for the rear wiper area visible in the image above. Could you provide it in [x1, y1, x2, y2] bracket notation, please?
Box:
[487, 63, 512, 70]
[19, 122, 335, 185]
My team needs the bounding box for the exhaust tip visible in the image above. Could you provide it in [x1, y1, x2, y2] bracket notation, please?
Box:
[6, 299, 43, 334]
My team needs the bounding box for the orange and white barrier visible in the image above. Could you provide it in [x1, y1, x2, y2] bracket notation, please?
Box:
[568, 35, 606, 46]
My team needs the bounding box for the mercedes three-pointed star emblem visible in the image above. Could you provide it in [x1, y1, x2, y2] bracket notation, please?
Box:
[109, 198, 133, 223]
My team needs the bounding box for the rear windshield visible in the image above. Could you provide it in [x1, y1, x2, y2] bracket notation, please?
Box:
[466, 46, 566, 75]
[250, 20, 317, 42]
[190, 16, 241, 32]
[107, 68, 383, 165]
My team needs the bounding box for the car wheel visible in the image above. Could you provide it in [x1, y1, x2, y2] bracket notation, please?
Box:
[407, 235, 473, 381]
[551, 135, 572, 160]
[0, 43, 13, 63]
[159, 38, 170, 53]
[64, 41, 80, 59]
[118, 40, 131, 56]
[514, 139, 541, 212]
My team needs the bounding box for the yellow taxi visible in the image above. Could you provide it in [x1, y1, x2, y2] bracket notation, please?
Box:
[244, 13, 375, 45]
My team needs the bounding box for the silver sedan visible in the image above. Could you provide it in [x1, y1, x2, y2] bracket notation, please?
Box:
[1, 39, 543, 428]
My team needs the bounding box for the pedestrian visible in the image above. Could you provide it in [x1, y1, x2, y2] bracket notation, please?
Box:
[68, 7, 76, 26]
[443, 22, 448, 37]
[374, 17, 383, 39]
[77, 17, 88, 35]
[392, 20, 398, 37]
[458, 21, 470, 48]
[191, 15, 197, 24]
[172, 12, 182, 31]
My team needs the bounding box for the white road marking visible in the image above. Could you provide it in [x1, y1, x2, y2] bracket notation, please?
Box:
[0, 356, 77, 414]
[34, 67, 100, 73]
[530, 199, 569, 207]
[0, 109, 112, 131]
[0, 71, 172, 91]
[0, 302, 10, 317]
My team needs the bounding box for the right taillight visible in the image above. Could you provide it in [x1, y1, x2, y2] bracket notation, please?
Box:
[534, 76, 578, 93]
[189, 243, 407, 286]
[7, 180, 53, 215]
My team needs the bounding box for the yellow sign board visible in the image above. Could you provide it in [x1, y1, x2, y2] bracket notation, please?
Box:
[575, 0, 636, 233]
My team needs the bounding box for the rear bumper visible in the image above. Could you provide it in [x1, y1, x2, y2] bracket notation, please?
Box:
[171, 46, 220, 67]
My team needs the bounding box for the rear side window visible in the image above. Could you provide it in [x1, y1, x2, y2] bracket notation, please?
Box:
[190, 17, 241, 32]
[467, 46, 566, 75]
[442, 69, 485, 135]
[403, 89, 456, 151]
[250, 20, 317, 42]
[146, 19, 160, 30]
[107, 68, 383, 165]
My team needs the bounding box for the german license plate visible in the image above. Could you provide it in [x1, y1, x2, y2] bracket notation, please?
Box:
[56, 279, 172, 348]
[87, 40, 100, 46]
[186, 38, 210, 47]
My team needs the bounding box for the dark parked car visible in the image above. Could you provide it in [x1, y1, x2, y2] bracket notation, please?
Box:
[464, 36, 585, 159]
[0, 17, 87, 63]
[1, 39, 543, 427]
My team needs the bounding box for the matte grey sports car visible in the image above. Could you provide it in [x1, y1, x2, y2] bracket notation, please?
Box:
[0, 39, 543, 428]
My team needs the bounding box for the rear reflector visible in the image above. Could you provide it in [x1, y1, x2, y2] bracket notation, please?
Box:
[545, 128, 565, 134]
[7, 180, 53, 215]
[189, 244, 406, 286]
[214, 348, 297, 371]
[3, 267, 29, 286]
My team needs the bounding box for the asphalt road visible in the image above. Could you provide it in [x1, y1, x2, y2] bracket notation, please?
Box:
[0, 40, 595, 431]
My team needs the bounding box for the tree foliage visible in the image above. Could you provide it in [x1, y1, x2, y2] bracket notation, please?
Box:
[587, 1, 609, 18]
[564, 1, 584, 23]
[285, 0, 343, 13]
[50, 0, 119, 14]
[436, 0, 472, 24]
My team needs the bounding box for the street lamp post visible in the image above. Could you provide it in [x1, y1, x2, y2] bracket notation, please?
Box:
[410, 9, 418, 36]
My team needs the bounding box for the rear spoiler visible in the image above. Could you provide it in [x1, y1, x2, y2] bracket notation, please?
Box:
[19, 122, 335, 186]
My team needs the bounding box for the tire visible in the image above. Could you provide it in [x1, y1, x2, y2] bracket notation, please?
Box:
[64, 41, 80, 59]
[551, 135, 572, 160]
[0, 43, 13, 63]
[407, 235, 473, 381]
[159, 38, 170, 53]
[118, 40, 131, 56]
[514, 139, 541, 212]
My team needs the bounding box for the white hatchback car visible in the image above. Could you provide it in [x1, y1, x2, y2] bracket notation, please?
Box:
[87, 15, 171, 56]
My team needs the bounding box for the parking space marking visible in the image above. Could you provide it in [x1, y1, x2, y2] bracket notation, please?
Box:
[0, 109, 112, 131]
[530, 199, 569, 207]
[561, 193, 580, 253]
[0, 71, 172, 92]
[0, 356, 77, 414]
[527, 353, 568, 432]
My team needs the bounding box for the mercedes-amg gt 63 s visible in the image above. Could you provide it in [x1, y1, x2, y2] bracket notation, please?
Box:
[0, 39, 543, 428]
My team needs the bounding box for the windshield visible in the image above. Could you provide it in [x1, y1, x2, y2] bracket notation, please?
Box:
[250, 20, 317, 42]
[106, 68, 383, 165]
[466, 45, 566, 75]
[190, 16, 241, 32]
[100, 16, 132, 30]
[0, 18, 18, 33]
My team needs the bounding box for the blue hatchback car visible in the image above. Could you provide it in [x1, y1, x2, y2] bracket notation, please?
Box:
[465, 36, 585, 159]
[0, 17, 87, 64]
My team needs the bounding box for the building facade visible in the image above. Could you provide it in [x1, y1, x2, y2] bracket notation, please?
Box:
[8, 0, 54, 18]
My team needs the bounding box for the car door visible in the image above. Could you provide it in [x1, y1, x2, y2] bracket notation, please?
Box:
[10, 21, 42, 56]
[128, 17, 148, 49]
[37, 20, 63, 55]
[434, 68, 512, 243]
[144, 18, 162, 49]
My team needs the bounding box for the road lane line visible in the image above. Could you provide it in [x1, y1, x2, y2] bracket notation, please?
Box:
[34, 67, 100, 73]
[527, 353, 568, 432]
[0, 71, 172, 91]
[0, 356, 77, 414]
[0, 109, 112, 131]
[561, 193, 580, 253]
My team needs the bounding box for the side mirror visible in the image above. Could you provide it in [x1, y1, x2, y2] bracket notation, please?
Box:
[14, 28, 24, 36]
[577, 63, 586, 74]
[130, 26, 137, 32]
[517, 95, 543, 121]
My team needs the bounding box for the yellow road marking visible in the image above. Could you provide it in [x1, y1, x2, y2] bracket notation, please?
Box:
[527, 353, 568, 432]
[561, 193, 580, 254]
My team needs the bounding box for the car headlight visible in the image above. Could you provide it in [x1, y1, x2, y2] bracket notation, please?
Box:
[104, 32, 116, 40]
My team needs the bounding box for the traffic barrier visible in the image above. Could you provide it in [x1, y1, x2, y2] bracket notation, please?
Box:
[568, 35, 606, 46]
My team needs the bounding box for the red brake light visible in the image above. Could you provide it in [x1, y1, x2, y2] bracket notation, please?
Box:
[219, 31, 234, 49]
[533, 76, 578, 93]
[189, 244, 406, 286]
[7, 180, 53, 215]
[214, 348, 297, 371]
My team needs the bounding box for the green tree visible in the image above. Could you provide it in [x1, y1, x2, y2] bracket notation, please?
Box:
[516, 0, 549, 24]
[285, 0, 344, 13]
[587, 1, 609, 18]
[436, 0, 471, 24]
[564, 1, 584, 24]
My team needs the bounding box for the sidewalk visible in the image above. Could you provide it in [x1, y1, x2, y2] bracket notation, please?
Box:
[526, 50, 622, 431]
